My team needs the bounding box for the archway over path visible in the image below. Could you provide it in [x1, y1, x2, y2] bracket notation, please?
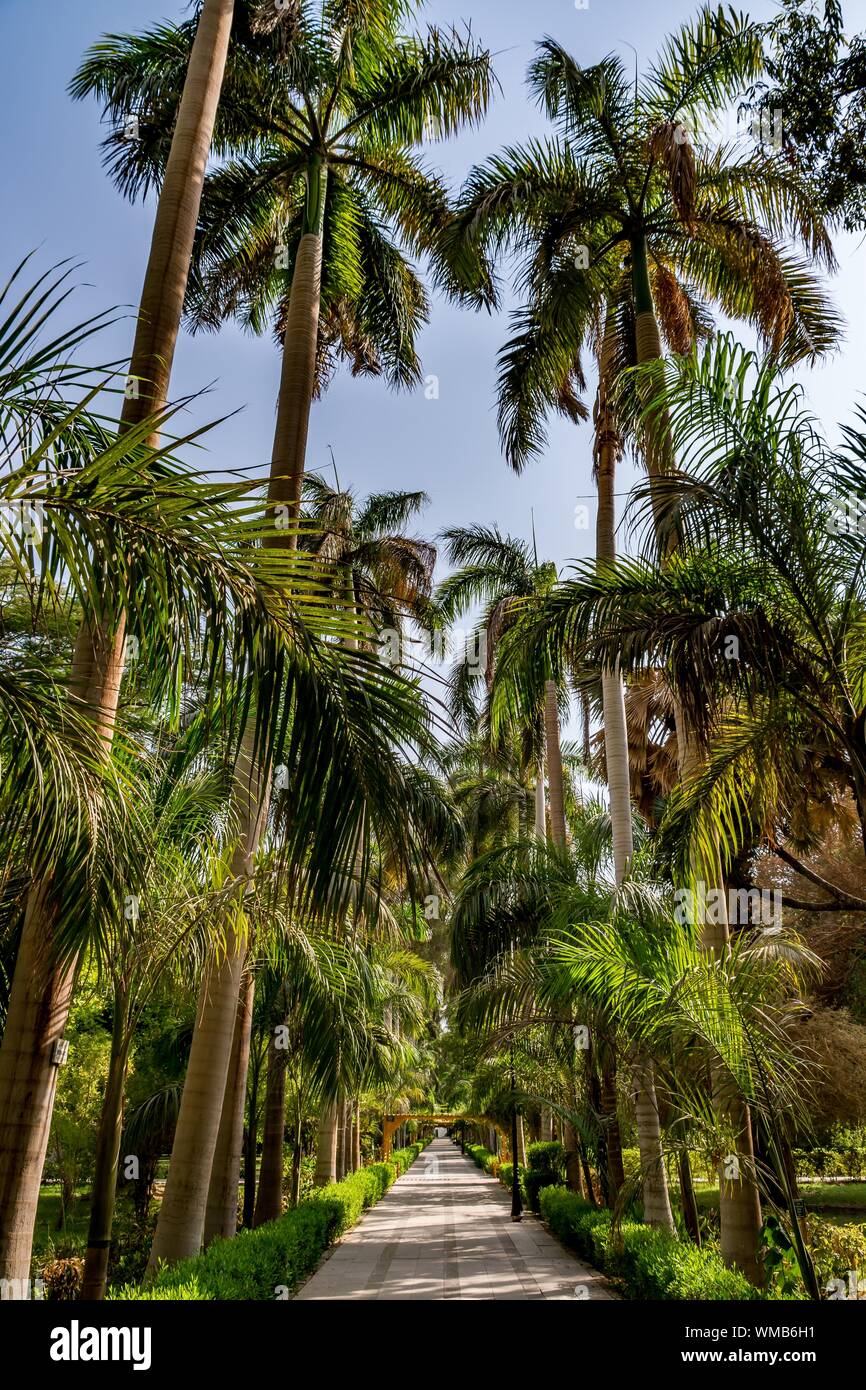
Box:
[382, 1112, 509, 1160]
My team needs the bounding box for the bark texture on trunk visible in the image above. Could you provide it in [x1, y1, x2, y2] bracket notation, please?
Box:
[149, 720, 267, 1270]
[314, 1099, 338, 1186]
[147, 925, 247, 1273]
[632, 1058, 676, 1234]
[204, 969, 254, 1245]
[563, 1121, 586, 1197]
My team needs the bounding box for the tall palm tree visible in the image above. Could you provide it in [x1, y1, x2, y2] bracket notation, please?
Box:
[452, 6, 839, 1278]
[84, 4, 494, 1271]
[436, 525, 568, 848]
[0, 0, 239, 1290]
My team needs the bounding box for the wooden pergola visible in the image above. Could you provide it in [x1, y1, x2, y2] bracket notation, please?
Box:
[382, 1112, 510, 1159]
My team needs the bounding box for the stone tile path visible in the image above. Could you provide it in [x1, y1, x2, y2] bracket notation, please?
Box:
[295, 1136, 617, 1301]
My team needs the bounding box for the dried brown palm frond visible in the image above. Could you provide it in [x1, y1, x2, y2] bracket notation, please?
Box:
[650, 259, 700, 355]
[651, 121, 697, 230]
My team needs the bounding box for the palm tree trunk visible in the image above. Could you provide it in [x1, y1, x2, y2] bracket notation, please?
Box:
[148, 723, 266, 1271]
[314, 1098, 338, 1186]
[243, 1043, 262, 1227]
[678, 1149, 701, 1246]
[335, 1099, 346, 1181]
[204, 968, 255, 1245]
[146, 924, 247, 1273]
[534, 757, 546, 838]
[515, 1114, 526, 1167]
[632, 232, 762, 1277]
[595, 316, 675, 1233]
[0, 0, 236, 1290]
[267, 154, 328, 525]
[562, 1121, 586, 1197]
[253, 1024, 288, 1226]
[353, 1099, 362, 1172]
[149, 157, 330, 1267]
[541, 1106, 553, 1142]
[80, 1003, 133, 1300]
[601, 1053, 625, 1202]
[543, 681, 567, 848]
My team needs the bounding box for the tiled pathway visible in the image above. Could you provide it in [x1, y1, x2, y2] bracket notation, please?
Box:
[295, 1137, 617, 1300]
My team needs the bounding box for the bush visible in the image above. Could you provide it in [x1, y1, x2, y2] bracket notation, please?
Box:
[526, 1141, 565, 1174]
[40, 1256, 84, 1300]
[111, 1151, 421, 1301]
[390, 1141, 426, 1175]
[539, 1187, 762, 1301]
[524, 1141, 565, 1212]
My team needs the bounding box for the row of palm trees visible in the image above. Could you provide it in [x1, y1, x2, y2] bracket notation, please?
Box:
[0, 0, 854, 1297]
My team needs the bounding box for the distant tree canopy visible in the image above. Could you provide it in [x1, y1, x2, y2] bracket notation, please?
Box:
[749, 0, 866, 231]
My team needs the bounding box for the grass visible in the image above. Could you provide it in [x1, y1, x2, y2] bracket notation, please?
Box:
[33, 1186, 91, 1259]
[695, 1183, 866, 1221]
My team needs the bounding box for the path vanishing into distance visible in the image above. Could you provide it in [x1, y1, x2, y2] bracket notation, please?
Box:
[295, 1138, 617, 1301]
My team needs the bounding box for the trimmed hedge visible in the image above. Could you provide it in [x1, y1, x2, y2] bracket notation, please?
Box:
[540, 1186, 762, 1301]
[111, 1144, 428, 1301]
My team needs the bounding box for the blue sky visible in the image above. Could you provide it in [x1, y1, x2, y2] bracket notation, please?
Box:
[1, 0, 865, 594]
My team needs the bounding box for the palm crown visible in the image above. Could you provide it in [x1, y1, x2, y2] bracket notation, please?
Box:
[450, 6, 839, 470]
[72, 0, 496, 390]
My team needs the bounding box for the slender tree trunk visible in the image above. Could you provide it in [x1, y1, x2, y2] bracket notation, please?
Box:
[678, 1149, 701, 1247]
[204, 968, 255, 1245]
[563, 1121, 586, 1198]
[601, 1054, 625, 1202]
[352, 1099, 361, 1172]
[290, 1135, 303, 1207]
[147, 925, 247, 1273]
[81, 1006, 133, 1300]
[595, 319, 674, 1233]
[148, 158, 329, 1270]
[534, 757, 546, 838]
[515, 1114, 526, 1167]
[335, 1099, 346, 1182]
[631, 235, 762, 1276]
[540, 1106, 553, 1142]
[253, 1025, 288, 1226]
[543, 681, 567, 848]
[0, 0, 237, 1290]
[148, 721, 266, 1272]
[314, 1098, 338, 1186]
[266, 156, 327, 526]
[242, 1044, 261, 1228]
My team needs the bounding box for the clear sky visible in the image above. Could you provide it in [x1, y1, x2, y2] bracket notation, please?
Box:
[2, 0, 865, 591]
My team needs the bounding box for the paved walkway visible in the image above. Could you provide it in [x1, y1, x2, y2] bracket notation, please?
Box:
[295, 1137, 617, 1300]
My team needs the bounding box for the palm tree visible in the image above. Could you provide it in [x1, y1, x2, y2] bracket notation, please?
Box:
[0, 0, 240, 1290]
[83, 4, 494, 1271]
[81, 750, 238, 1299]
[437, 525, 568, 848]
[452, 6, 839, 1278]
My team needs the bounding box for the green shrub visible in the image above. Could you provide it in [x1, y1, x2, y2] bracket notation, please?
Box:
[524, 1141, 565, 1211]
[466, 1144, 499, 1175]
[390, 1141, 426, 1175]
[111, 1152, 419, 1301]
[526, 1141, 565, 1174]
[539, 1186, 762, 1301]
